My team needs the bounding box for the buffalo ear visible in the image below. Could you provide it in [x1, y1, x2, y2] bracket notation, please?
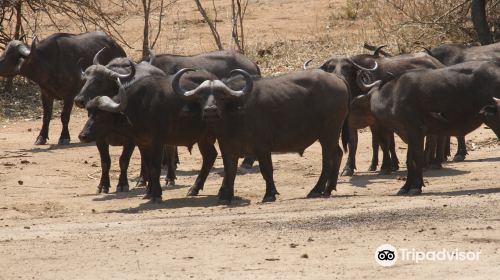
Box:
[479, 105, 497, 117]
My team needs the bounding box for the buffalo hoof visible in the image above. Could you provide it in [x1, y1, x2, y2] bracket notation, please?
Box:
[341, 167, 354, 176]
[396, 187, 409, 196]
[116, 184, 129, 192]
[186, 187, 200, 196]
[58, 138, 70, 145]
[429, 162, 442, 170]
[407, 188, 422, 196]
[34, 136, 47, 145]
[453, 154, 466, 162]
[391, 163, 400, 171]
[218, 198, 232, 205]
[306, 191, 322, 198]
[165, 179, 175, 187]
[239, 164, 253, 174]
[135, 177, 147, 188]
[142, 193, 152, 200]
[367, 164, 377, 172]
[262, 195, 277, 203]
[322, 192, 332, 198]
[379, 168, 391, 175]
[147, 197, 163, 204]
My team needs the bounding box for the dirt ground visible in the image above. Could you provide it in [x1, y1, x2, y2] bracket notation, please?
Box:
[0, 113, 499, 279]
[1, 0, 500, 279]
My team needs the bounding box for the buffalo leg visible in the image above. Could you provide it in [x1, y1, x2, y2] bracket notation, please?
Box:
[368, 132, 379, 172]
[187, 140, 217, 196]
[240, 157, 256, 170]
[35, 91, 54, 145]
[116, 142, 135, 192]
[145, 142, 163, 203]
[218, 151, 238, 203]
[424, 135, 437, 168]
[307, 141, 333, 198]
[324, 144, 343, 197]
[429, 136, 446, 169]
[58, 97, 73, 145]
[341, 126, 358, 176]
[164, 145, 177, 186]
[96, 140, 111, 194]
[389, 133, 399, 171]
[453, 137, 467, 162]
[444, 136, 451, 161]
[256, 151, 279, 202]
[398, 128, 425, 195]
[375, 127, 392, 175]
[135, 147, 148, 188]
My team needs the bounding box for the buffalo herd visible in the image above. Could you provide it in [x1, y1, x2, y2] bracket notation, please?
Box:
[0, 31, 499, 203]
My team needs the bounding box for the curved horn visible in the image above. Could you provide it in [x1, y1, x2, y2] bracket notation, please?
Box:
[373, 45, 387, 57]
[29, 35, 37, 54]
[225, 69, 253, 98]
[18, 34, 26, 42]
[17, 43, 31, 57]
[88, 78, 128, 112]
[348, 58, 378, 72]
[361, 79, 382, 89]
[172, 68, 198, 98]
[93, 47, 106, 65]
[148, 48, 155, 64]
[77, 58, 85, 79]
[109, 59, 136, 81]
[303, 59, 313, 70]
[355, 71, 375, 92]
[423, 47, 433, 56]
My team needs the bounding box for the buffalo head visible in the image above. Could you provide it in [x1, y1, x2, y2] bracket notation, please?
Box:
[0, 39, 35, 77]
[305, 55, 378, 97]
[78, 78, 130, 143]
[172, 68, 253, 121]
[74, 51, 135, 108]
[480, 97, 500, 139]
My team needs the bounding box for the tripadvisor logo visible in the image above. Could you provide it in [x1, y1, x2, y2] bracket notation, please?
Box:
[375, 244, 481, 267]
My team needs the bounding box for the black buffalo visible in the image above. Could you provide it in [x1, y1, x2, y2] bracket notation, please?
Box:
[425, 42, 500, 161]
[172, 68, 349, 203]
[0, 32, 126, 145]
[79, 61, 218, 203]
[78, 56, 166, 193]
[311, 48, 443, 176]
[351, 61, 500, 195]
[148, 49, 261, 170]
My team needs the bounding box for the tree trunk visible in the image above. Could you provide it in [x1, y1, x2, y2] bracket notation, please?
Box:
[471, 0, 493, 45]
[142, 0, 151, 61]
[4, 1, 23, 94]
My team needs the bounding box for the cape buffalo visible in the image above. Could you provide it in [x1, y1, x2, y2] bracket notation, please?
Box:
[351, 61, 500, 195]
[310, 48, 443, 176]
[79, 62, 219, 203]
[172, 68, 349, 203]
[425, 41, 500, 161]
[148, 49, 261, 170]
[0, 32, 126, 145]
[77, 56, 166, 193]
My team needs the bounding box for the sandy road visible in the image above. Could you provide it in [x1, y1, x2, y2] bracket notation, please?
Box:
[0, 114, 499, 279]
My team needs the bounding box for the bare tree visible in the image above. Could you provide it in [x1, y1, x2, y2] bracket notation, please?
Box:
[230, 0, 248, 53]
[193, 0, 223, 50]
[140, 0, 178, 60]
